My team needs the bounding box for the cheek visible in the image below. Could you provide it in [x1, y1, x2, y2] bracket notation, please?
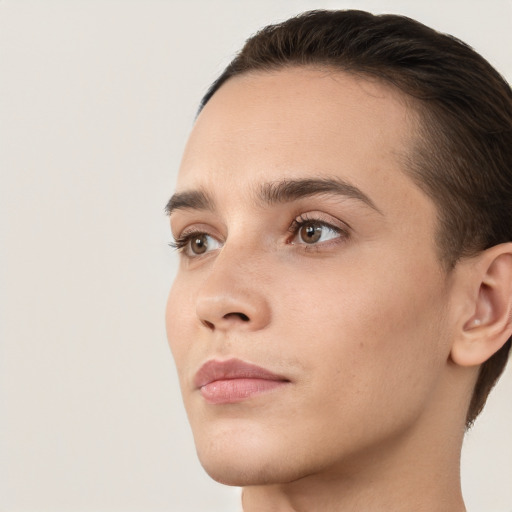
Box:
[165, 277, 197, 377]
[274, 254, 449, 410]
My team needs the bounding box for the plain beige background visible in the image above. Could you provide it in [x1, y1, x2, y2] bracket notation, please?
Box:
[1, 1, 511, 511]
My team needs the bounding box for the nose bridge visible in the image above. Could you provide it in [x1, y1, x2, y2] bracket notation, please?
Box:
[195, 241, 271, 332]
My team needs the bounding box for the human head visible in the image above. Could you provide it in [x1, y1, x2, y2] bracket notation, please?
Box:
[196, 9, 512, 426]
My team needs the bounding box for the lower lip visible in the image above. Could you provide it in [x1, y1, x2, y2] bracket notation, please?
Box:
[200, 378, 288, 404]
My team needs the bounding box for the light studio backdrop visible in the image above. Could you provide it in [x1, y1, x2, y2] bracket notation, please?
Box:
[1, 1, 511, 511]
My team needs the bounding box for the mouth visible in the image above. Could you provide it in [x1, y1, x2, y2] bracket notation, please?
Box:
[194, 358, 290, 405]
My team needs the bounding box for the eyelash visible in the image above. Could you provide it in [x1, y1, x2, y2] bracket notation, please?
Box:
[168, 231, 209, 252]
[169, 214, 349, 255]
[287, 213, 347, 241]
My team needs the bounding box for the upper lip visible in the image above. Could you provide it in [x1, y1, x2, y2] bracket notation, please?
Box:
[194, 358, 289, 389]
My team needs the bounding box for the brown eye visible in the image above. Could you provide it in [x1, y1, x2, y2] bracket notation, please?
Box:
[291, 218, 343, 246]
[172, 231, 222, 257]
[190, 234, 209, 254]
[299, 223, 323, 244]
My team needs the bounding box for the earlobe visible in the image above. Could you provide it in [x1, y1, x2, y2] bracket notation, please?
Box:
[450, 244, 512, 367]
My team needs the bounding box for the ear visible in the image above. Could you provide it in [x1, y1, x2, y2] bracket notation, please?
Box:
[450, 243, 512, 367]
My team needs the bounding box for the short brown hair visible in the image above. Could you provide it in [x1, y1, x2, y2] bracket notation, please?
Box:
[199, 10, 512, 427]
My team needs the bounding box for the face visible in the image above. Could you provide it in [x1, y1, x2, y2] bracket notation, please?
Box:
[166, 68, 456, 486]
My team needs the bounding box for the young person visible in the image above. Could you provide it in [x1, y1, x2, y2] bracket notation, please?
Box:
[165, 10, 512, 511]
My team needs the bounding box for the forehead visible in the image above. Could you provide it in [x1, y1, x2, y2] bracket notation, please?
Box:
[176, 67, 424, 217]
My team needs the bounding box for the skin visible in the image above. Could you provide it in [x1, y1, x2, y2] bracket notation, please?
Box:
[166, 68, 477, 511]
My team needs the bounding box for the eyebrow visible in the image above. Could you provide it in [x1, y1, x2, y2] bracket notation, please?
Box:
[259, 177, 381, 213]
[165, 177, 381, 216]
[165, 189, 214, 216]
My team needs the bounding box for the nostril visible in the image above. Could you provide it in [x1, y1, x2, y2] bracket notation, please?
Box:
[201, 319, 215, 330]
[224, 312, 250, 322]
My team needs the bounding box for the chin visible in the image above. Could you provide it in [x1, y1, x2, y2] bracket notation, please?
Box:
[198, 450, 307, 487]
[192, 421, 311, 487]
[200, 457, 274, 487]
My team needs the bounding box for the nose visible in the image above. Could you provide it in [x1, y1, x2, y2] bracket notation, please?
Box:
[195, 250, 271, 332]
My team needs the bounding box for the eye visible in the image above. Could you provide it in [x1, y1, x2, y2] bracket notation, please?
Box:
[289, 215, 347, 246]
[296, 222, 340, 244]
[170, 231, 222, 257]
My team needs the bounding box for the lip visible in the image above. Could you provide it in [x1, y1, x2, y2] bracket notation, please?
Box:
[194, 358, 290, 404]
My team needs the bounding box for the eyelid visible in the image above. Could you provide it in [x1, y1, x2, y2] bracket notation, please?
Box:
[174, 222, 222, 241]
[289, 211, 351, 233]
